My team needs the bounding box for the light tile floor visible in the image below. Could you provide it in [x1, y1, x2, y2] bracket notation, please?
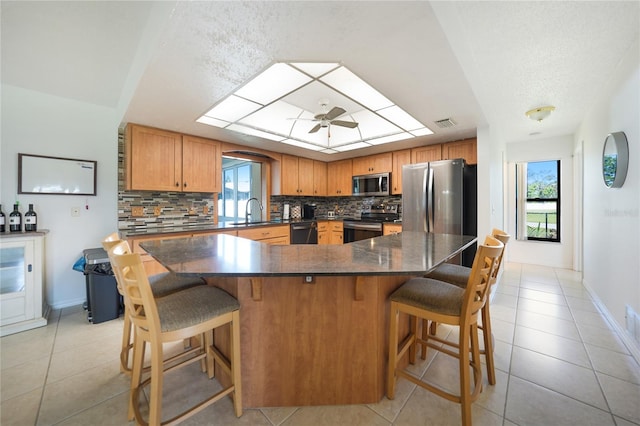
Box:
[2, 263, 639, 425]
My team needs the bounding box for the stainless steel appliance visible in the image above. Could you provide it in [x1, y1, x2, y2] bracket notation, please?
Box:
[352, 173, 390, 196]
[290, 221, 318, 244]
[402, 159, 477, 266]
[343, 204, 399, 243]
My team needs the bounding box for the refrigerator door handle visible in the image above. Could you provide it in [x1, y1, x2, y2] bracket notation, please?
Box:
[427, 167, 434, 232]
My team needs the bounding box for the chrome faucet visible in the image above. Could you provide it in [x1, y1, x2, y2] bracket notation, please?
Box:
[245, 197, 263, 223]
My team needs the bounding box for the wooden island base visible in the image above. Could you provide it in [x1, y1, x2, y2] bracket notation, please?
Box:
[209, 274, 414, 408]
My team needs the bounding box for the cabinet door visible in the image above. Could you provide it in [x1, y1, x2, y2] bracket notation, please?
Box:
[182, 135, 221, 193]
[391, 149, 411, 195]
[281, 154, 300, 195]
[313, 161, 327, 196]
[0, 239, 35, 325]
[298, 157, 314, 196]
[327, 159, 352, 196]
[352, 153, 392, 175]
[127, 125, 182, 191]
[442, 138, 477, 165]
[411, 144, 442, 164]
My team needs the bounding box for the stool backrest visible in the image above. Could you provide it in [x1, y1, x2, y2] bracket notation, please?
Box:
[109, 241, 160, 336]
[489, 228, 511, 286]
[462, 235, 504, 324]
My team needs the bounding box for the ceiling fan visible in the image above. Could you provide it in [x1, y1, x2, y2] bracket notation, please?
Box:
[291, 100, 359, 134]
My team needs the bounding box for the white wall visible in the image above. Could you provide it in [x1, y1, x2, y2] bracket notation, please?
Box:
[576, 36, 639, 334]
[505, 135, 574, 269]
[1, 85, 119, 308]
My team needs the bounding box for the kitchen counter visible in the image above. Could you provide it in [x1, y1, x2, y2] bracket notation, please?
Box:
[140, 231, 476, 408]
[118, 219, 318, 238]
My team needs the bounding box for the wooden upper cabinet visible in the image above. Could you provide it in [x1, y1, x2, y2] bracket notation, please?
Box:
[125, 124, 221, 193]
[442, 138, 477, 165]
[391, 149, 411, 195]
[313, 160, 327, 196]
[327, 159, 353, 196]
[411, 144, 442, 164]
[126, 125, 183, 191]
[281, 155, 315, 196]
[182, 135, 221, 193]
[352, 152, 392, 175]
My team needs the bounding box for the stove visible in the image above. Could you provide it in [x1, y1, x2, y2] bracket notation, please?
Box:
[343, 204, 399, 242]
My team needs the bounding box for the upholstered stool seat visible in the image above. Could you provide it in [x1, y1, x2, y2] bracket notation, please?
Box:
[392, 277, 466, 315]
[149, 271, 205, 298]
[154, 285, 239, 332]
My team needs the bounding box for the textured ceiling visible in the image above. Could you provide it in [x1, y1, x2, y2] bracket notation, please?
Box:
[2, 1, 638, 161]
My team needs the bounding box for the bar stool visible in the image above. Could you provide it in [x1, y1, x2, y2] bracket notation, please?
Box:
[109, 241, 242, 425]
[102, 233, 205, 375]
[424, 228, 510, 384]
[387, 235, 503, 426]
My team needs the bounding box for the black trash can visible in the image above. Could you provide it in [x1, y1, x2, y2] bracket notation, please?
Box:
[83, 248, 122, 324]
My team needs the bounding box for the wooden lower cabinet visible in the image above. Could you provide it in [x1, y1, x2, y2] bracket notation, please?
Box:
[236, 225, 290, 245]
[318, 221, 343, 245]
[383, 223, 402, 236]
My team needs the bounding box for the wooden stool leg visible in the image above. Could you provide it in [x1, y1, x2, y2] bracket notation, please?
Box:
[129, 333, 144, 421]
[409, 315, 418, 364]
[459, 324, 472, 426]
[120, 306, 132, 374]
[231, 311, 243, 417]
[481, 303, 496, 385]
[148, 340, 164, 426]
[386, 302, 400, 400]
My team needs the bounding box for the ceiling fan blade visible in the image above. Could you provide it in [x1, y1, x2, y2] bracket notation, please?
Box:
[324, 106, 346, 121]
[331, 120, 359, 129]
[308, 123, 322, 134]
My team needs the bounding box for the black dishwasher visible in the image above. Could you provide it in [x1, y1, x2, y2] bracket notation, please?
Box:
[290, 221, 318, 244]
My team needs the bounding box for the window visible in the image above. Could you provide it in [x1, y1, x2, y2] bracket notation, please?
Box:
[516, 160, 560, 242]
[218, 159, 261, 222]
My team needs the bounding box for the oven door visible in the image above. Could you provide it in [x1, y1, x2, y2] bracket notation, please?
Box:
[343, 221, 383, 243]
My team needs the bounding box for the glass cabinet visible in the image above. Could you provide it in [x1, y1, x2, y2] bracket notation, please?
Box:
[0, 232, 48, 336]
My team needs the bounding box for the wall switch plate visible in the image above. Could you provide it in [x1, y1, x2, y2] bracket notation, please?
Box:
[132, 206, 144, 217]
[153, 206, 162, 216]
[304, 276, 315, 284]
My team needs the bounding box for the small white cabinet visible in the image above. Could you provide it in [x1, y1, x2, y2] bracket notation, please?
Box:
[1, 231, 49, 336]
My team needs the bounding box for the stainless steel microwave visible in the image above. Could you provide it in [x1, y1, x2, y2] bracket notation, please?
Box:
[352, 173, 390, 196]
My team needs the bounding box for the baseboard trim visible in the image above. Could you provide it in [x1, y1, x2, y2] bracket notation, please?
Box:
[583, 278, 640, 366]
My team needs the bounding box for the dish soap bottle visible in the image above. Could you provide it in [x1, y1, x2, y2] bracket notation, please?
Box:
[25, 204, 37, 232]
[9, 204, 22, 232]
[0, 205, 5, 232]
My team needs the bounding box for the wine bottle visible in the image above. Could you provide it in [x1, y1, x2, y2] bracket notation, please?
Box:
[9, 204, 22, 232]
[25, 204, 37, 232]
[0, 205, 5, 233]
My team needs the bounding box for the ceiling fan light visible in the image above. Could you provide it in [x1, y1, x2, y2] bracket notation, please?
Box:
[525, 105, 555, 122]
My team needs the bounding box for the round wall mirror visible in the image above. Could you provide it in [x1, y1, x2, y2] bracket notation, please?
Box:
[602, 131, 629, 188]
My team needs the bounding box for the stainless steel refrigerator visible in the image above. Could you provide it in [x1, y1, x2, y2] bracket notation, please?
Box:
[401, 159, 477, 266]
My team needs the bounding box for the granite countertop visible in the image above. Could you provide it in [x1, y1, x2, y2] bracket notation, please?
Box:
[119, 219, 316, 238]
[118, 217, 370, 238]
[140, 231, 476, 277]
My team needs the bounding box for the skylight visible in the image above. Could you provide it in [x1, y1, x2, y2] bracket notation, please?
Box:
[197, 62, 433, 154]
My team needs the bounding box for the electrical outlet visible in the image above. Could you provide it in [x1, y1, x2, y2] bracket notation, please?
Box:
[203, 205, 209, 215]
[131, 206, 144, 217]
[304, 275, 315, 284]
[71, 207, 80, 217]
[153, 206, 162, 216]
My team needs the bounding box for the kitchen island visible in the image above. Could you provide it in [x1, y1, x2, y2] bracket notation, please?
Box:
[141, 231, 476, 407]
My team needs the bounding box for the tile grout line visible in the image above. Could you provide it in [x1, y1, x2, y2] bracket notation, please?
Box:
[34, 308, 62, 426]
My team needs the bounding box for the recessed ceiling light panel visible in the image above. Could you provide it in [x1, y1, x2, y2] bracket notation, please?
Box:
[197, 61, 432, 153]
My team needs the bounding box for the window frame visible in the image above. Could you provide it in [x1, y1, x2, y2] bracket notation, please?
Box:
[516, 160, 561, 243]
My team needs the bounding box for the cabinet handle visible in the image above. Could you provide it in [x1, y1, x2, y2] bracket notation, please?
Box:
[184, 182, 187, 188]
[175, 182, 180, 187]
